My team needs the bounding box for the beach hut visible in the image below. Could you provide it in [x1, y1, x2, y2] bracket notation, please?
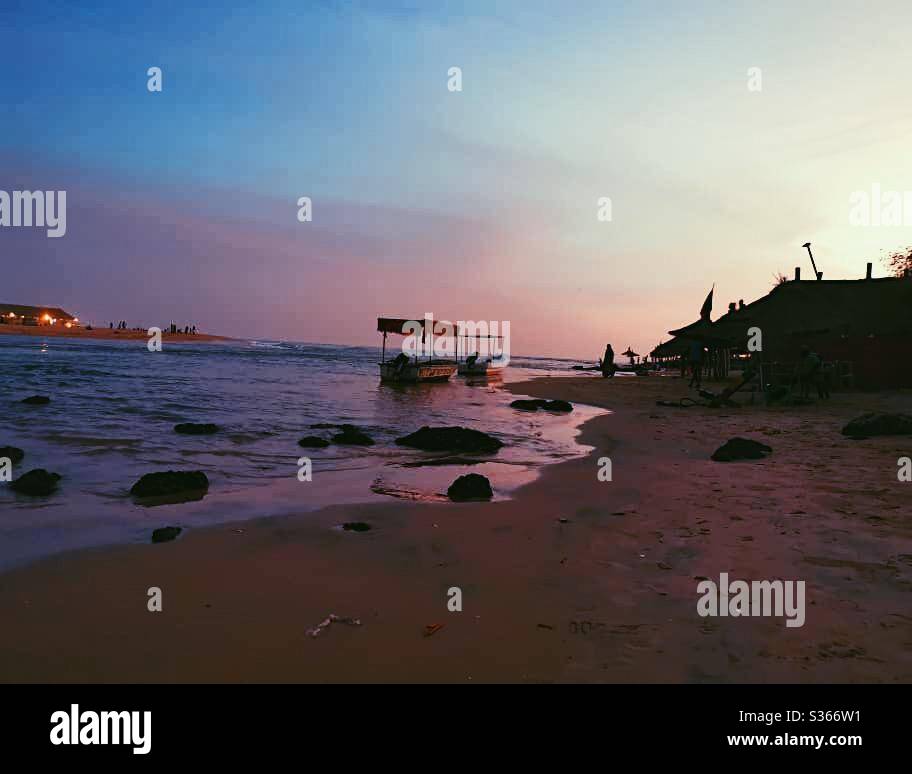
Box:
[650, 337, 689, 366]
[671, 267, 912, 390]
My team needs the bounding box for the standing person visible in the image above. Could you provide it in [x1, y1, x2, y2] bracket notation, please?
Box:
[795, 346, 827, 399]
[601, 343, 616, 378]
[688, 340, 705, 389]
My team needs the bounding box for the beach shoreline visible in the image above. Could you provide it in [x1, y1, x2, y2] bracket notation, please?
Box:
[1, 375, 910, 683]
[0, 323, 237, 343]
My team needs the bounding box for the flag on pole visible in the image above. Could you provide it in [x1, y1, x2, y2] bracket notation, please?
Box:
[700, 285, 714, 320]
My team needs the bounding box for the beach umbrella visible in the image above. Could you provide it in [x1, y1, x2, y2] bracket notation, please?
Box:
[622, 347, 639, 365]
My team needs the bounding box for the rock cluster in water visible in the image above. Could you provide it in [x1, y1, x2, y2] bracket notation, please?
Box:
[509, 399, 573, 413]
[331, 425, 375, 445]
[10, 468, 61, 496]
[0, 446, 25, 464]
[130, 470, 210, 498]
[151, 526, 182, 543]
[297, 436, 331, 448]
[174, 422, 220, 435]
[395, 426, 503, 453]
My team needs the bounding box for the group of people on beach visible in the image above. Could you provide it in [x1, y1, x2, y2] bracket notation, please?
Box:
[108, 321, 198, 335]
[166, 323, 198, 335]
[598, 340, 830, 400]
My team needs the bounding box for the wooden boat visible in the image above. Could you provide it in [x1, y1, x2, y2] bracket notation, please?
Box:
[455, 325, 506, 376]
[377, 317, 457, 383]
[456, 356, 506, 376]
[380, 359, 457, 382]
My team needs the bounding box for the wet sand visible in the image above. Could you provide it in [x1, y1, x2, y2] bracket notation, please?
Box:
[1, 375, 910, 683]
[0, 323, 234, 343]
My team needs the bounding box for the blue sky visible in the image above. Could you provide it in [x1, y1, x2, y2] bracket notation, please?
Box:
[3, 1, 912, 355]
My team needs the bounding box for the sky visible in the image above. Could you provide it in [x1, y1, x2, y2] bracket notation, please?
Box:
[2, 0, 912, 358]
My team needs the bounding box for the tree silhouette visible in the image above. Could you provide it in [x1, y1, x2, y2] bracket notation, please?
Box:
[883, 246, 912, 277]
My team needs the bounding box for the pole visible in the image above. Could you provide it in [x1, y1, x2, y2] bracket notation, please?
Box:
[803, 242, 821, 280]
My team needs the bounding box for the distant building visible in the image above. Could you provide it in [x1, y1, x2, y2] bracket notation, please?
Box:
[668, 268, 912, 390]
[0, 303, 79, 327]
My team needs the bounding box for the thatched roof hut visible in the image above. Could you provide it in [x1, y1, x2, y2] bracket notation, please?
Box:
[650, 338, 689, 359]
[670, 276, 912, 389]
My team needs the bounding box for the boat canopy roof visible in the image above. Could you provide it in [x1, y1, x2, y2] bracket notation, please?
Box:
[378, 317, 423, 335]
[377, 317, 501, 339]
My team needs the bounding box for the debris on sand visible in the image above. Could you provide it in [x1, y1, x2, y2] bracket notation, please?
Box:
[307, 614, 362, 638]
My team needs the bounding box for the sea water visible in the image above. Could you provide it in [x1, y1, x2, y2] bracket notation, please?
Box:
[0, 335, 603, 569]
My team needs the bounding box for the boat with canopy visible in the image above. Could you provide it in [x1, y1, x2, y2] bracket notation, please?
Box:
[377, 317, 457, 382]
[455, 324, 506, 376]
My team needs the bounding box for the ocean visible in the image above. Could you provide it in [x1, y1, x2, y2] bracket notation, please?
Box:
[0, 335, 604, 569]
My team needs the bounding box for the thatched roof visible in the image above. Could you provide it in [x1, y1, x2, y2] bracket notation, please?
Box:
[702, 278, 912, 348]
[651, 337, 689, 357]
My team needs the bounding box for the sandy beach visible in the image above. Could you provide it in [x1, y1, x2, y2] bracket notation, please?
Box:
[1, 375, 910, 683]
[0, 323, 235, 343]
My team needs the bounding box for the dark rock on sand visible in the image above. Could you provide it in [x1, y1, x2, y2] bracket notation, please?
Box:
[151, 526, 182, 543]
[342, 521, 371, 532]
[21, 395, 50, 405]
[10, 468, 60, 496]
[298, 436, 330, 448]
[396, 426, 503, 453]
[711, 437, 772, 462]
[510, 399, 541, 411]
[310, 423, 341, 429]
[841, 412, 912, 439]
[174, 422, 219, 435]
[0, 446, 25, 464]
[130, 471, 209, 498]
[331, 424, 375, 445]
[447, 473, 493, 501]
